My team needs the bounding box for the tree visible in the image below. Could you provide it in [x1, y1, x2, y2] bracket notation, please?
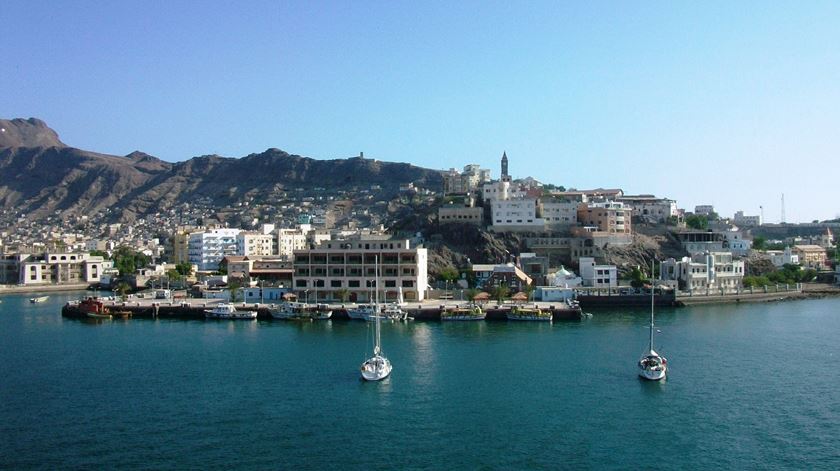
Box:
[492, 282, 510, 303]
[335, 288, 350, 303]
[114, 281, 131, 301]
[227, 279, 242, 303]
[439, 267, 459, 283]
[113, 246, 150, 276]
[752, 236, 767, 251]
[628, 267, 647, 288]
[175, 262, 193, 277]
[685, 215, 709, 230]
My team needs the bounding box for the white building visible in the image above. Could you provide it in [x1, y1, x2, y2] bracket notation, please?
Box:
[617, 195, 679, 223]
[766, 247, 799, 267]
[540, 199, 578, 228]
[293, 237, 428, 302]
[491, 198, 544, 231]
[660, 252, 745, 293]
[277, 229, 307, 259]
[6, 252, 105, 286]
[579, 257, 617, 288]
[733, 211, 761, 227]
[724, 230, 751, 256]
[236, 232, 275, 257]
[482, 180, 524, 204]
[188, 228, 241, 271]
[694, 205, 715, 216]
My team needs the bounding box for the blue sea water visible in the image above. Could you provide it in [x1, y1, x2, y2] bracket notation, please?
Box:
[1, 292, 839, 469]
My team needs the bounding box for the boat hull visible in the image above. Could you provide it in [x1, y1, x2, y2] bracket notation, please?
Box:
[361, 355, 392, 381]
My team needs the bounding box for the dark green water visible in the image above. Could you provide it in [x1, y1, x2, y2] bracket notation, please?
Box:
[1, 292, 839, 469]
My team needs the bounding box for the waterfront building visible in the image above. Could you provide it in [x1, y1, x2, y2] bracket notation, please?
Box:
[660, 252, 745, 293]
[292, 237, 428, 302]
[578, 257, 617, 288]
[188, 228, 241, 271]
[792, 245, 828, 270]
[470, 263, 533, 292]
[766, 247, 799, 267]
[1, 252, 105, 286]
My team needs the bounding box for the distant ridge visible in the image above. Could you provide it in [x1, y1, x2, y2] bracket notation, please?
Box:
[0, 118, 443, 221]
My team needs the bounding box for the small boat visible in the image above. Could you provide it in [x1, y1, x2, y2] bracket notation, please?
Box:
[30, 296, 49, 303]
[86, 311, 113, 320]
[441, 303, 485, 321]
[382, 303, 410, 322]
[269, 302, 332, 320]
[347, 303, 377, 321]
[639, 263, 667, 381]
[360, 257, 392, 381]
[507, 305, 552, 321]
[204, 303, 257, 320]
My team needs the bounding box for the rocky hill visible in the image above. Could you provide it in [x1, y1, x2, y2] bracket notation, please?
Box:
[0, 118, 443, 221]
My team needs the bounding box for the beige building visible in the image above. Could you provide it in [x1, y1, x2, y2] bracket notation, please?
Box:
[792, 245, 827, 269]
[577, 201, 631, 234]
[277, 229, 307, 259]
[236, 232, 275, 257]
[293, 237, 428, 302]
[438, 206, 484, 225]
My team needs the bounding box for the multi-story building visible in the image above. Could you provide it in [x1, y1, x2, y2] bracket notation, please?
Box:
[277, 229, 308, 259]
[792, 245, 828, 270]
[617, 195, 678, 223]
[539, 198, 578, 228]
[694, 205, 715, 216]
[236, 232, 274, 257]
[188, 228, 241, 271]
[577, 202, 631, 234]
[490, 198, 544, 231]
[443, 164, 491, 195]
[438, 205, 484, 225]
[293, 237, 428, 302]
[733, 211, 762, 227]
[578, 257, 617, 288]
[660, 252, 745, 293]
[766, 247, 799, 267]
[2, 252, 105, 286]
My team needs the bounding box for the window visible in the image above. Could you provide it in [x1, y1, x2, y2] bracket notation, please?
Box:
[348, 280, 360, 288]
[330, 280, 342, 288]
[296, 280, 307, 287]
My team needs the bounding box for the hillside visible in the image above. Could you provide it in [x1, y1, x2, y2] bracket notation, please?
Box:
[0, 118, 443, 221]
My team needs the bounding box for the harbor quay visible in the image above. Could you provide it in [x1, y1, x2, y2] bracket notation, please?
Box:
[61, 297, 584, 321]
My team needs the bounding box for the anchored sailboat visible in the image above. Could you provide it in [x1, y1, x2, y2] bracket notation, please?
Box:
[638, 260, 667, 380]
[360, 256, 392, 381]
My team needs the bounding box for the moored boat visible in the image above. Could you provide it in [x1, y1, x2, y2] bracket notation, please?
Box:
[30, 296, 49, 303]
[441, 303, 485, 321]
[507, 305, 552, 321]
[204, 303, 257, 320]
[347, 303, 377, 321]
[269, 302, 332, 320]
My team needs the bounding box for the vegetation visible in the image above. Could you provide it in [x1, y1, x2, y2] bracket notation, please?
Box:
[113, 246, 150, 276]
[743, 264, 817, 287]
[752, 236, 767, 251]
[227, 279, 242, 303]
[627, 266, 648, 288]
[114, 281, 131, 301]
[335, 288, 350, 302]
[685, 214, 709, 230]
[491, 282, 510, 303]
[438, 267, 459, 283]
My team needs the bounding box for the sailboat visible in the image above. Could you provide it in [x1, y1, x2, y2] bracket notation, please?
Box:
[360, 256, 392, 381]
[638, 261, 667, 381]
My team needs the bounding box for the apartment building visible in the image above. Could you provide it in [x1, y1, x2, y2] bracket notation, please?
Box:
[277, 229, 307, 259]
[236, 232, 274, 257]
[792, 245, 828, 270]
[539, 198, 578, 228]
[660, 252, 745, 292]
[578, 257, 617, 288]
[617, 195, 678, 223]
[188, 228, 241, 271]
[293, 237, 428, 302]
[577, 201, 631, 234]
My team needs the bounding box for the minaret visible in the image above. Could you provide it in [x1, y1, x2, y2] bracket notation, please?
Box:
[501, 152, 509, 182]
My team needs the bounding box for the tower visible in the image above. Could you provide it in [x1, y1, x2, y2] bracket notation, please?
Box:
[501, 151, 509, 182]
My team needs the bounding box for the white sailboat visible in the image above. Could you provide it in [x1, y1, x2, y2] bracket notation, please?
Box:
[638, 261, 667, 381]
[360, 257, 392, 381]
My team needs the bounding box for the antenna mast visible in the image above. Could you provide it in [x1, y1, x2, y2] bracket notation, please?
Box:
[781, 193, 786, 224]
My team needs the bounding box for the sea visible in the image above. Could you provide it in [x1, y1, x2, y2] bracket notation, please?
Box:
[1, 291, 838, 470]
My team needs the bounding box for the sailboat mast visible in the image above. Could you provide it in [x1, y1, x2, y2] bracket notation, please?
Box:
[649, 259, 655, 352]
[375, 255, 381, 355]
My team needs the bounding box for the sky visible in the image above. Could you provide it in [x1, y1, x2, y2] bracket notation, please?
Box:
[3, 1, 839, 223]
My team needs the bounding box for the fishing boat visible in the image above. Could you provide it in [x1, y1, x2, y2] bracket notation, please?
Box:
[638, 262, 667, 381]
[507, 305, 552, 321]
[269, 302, 332, 320]
[204, 303, 257, 320]
[347, 303, 377, 320]
[29, 296, 49, 303]
[440, 303, 485, 321]
[382, 303, 410, 322]
[360, 257, 392, 381]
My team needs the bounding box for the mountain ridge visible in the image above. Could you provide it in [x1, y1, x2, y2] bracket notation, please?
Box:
[0, 118, 443, 222]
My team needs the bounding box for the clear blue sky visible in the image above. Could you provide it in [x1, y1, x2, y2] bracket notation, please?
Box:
[3, 1, 839, 223]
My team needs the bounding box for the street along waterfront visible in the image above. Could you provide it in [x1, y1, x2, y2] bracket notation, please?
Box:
[2, 292, 839, 469]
